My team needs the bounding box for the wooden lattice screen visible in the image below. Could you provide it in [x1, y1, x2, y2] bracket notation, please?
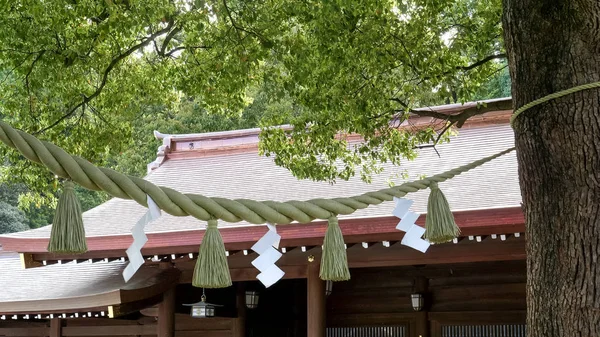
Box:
[326, 326, 407, 337]
[441, 324, 526, 337]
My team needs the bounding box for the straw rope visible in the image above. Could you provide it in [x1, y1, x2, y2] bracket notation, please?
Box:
[0, 121, 515, 225]
[510, 81, 600, 126]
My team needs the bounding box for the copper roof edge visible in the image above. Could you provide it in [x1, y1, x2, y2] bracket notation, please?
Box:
[153, 97, 513, 142]
[411, 96, 512, 114]
[146, 97, 513, 169]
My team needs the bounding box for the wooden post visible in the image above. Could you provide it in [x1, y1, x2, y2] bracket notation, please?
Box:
[415, 311, 429, 337]
[307, 262, 325, 337]
[50, 318, 62, 337]
[232, 282, 246, 337]
[414, 276, 429, 337]
[157, 286, 176, 337]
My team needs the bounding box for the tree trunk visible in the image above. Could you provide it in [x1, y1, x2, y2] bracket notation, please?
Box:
[502, 0, 600, 336]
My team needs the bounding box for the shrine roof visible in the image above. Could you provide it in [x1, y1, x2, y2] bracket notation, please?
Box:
[0, 253, 178, 315]
[0, 98, 522, 255]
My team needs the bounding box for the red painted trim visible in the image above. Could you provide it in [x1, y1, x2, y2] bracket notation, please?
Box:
[1, 207, 524, 259]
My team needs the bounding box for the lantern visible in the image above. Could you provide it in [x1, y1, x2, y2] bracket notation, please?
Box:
[245, 290, 259, 309]
[184, 291, 222, 318]
[411, 293, 424, 311]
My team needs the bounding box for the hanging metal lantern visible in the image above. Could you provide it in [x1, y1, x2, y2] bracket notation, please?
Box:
[411, 293, 424, 311]
[245, 290, 259, 309]
[184, 290, 222, 318]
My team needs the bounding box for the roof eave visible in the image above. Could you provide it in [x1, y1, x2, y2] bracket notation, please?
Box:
[0, 267, 179, 316]
[3, 207, 524, 262]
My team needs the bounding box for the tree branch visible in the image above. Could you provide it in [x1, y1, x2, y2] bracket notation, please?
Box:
[457, 53, 506, 72]
[0, 54, 33, 86]
[164, 45, 211, 58]
[414, 120, 456, 155]
[0, 48, 46, 55]
[25, 51, 46, 116]
[159, 26, 182, 56]
[222, 0, 268, 43]
[423, 53, 507, 83]
[223, 0, 246, 45]
[392, 98, 513, 127]
[34, 23, 176, 135]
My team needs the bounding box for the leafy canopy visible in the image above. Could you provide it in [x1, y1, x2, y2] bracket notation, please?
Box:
[0, 0, 505, 196]
[0, 201, 29, 234]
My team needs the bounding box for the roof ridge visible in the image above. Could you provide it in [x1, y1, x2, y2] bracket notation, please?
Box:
[152, 97, 513, 141]
[146, 97, 514, 172]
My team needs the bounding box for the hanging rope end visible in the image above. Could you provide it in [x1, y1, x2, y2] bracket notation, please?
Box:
[424, 182, 460, 244]
[320, 216, 350, 282]
[47, 181, 87, 254]
[193, 219, 232, 288]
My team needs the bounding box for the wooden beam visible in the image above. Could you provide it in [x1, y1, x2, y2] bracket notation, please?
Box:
[428, 311, 526, 324]
[50, 318, 62, 337]
[232, 283, 246, 337]
[62, 324, 157, 336]
[108, 295, 162, 318]
[157, 286, 176, 337]
[328, 312, 418, 327]
[346, 237, 525, 268]
[19, 253, 43, 269]
[307, 263, 325, 337]
[175, 331, 230, 337]
[414, 277, 429, 337]
[174, 237, 524, 283]
[179, 265, 307, 283]
[64, 317, 150, 326]
[0, 327, 49, 336]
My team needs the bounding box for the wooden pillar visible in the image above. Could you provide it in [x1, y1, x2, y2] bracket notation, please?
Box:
[414, 276, 429, 337]
[157, 286, 176, 337]
[307, 262, 325, 337]
[50, 318, 62, 337]
[232, 282, 247, 337]
[415, 312, 429, 337]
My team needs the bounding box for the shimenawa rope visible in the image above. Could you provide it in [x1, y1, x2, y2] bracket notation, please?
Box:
[0, 121, 514, 225]
[510, 81, 600, 126]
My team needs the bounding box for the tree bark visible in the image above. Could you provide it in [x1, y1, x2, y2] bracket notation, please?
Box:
[502, 0, 600, 336]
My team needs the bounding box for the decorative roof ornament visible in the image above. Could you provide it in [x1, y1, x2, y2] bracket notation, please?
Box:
[147, 131, 172, 173]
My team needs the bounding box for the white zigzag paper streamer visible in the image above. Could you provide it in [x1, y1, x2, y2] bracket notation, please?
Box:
[123, 196, 162, 282]
[251, 223, 284, 287]
[393, 197, 431, 253]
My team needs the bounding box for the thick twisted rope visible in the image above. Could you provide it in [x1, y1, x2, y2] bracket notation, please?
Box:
[0, 121, 515, 225]
[510, 81, 600, 126]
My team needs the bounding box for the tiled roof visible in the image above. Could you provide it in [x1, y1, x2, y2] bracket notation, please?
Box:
[0, 256, 124, 302]
[1, 123, 519, 239]
[0, 255, 177, 313]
